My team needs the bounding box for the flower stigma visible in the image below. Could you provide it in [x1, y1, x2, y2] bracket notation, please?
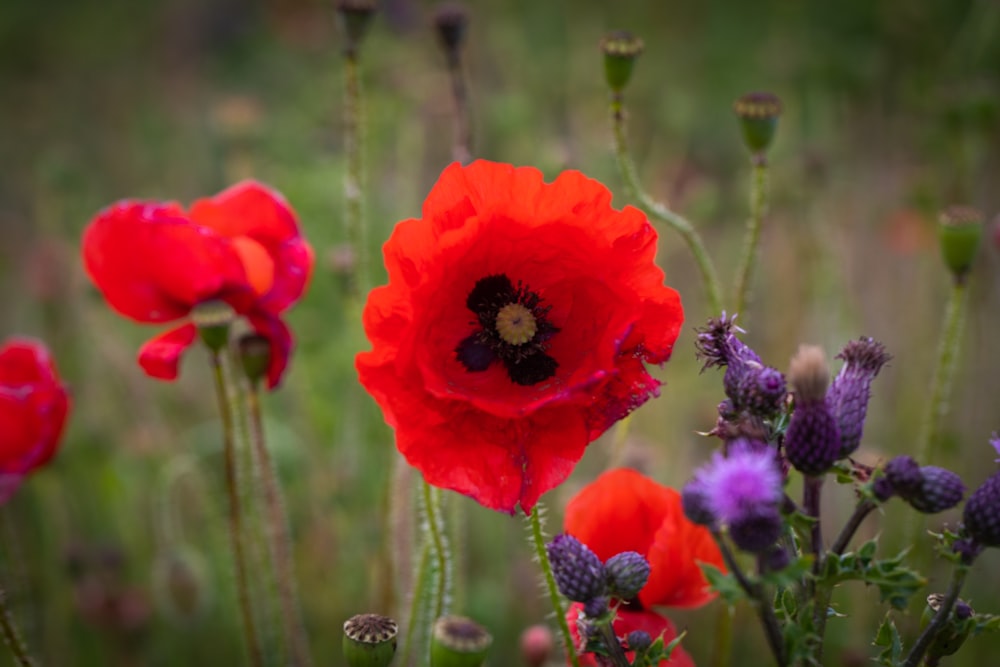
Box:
[496, 303, 537, 345]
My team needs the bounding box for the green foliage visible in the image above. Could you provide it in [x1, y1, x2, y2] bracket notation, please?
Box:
[817, 540, 926, 610]
[873, 614, 903, 667]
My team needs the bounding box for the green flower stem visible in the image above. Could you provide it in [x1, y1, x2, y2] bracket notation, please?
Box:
[830, 499, 877, 556]
[0, 588, 34, 667]
[209, 352, 264, 667]
[916, 280, 969, 465]
[732, 160, 769, 318]
[399, 540, 430, 667]
[709, 604, 734, 667]
[527, 504, 580, 667]
[610, 93, 724, 315]
[246, 383, 313, 667]
[901, 562, 971, 667]
[421, 479, 450, 625]
[710, 530, 787, 667]
[343, 50, 368, 297]
[803, 476, 824, 570]
[597, 621, 631, 667]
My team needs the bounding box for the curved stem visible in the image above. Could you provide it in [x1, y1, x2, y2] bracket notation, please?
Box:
[246, 383, 313, 667]
[711, 530, 787, 667]
[610, 93, 724, 315]
[732, 160, 769, 318]
[528, 504, 580, 667]
[901, 564, 970, 667]
[0, 588, 34, 667]
[343, 51, 368, 297]
[210, 352, 263, 667]
[830, 499, 877, 556]
[916, 280, 969, 464]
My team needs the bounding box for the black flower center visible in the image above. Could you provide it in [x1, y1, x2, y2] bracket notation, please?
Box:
[455, 274, 559, 386]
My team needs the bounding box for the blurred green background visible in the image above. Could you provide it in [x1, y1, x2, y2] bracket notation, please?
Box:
[2, 0, 1000, 664]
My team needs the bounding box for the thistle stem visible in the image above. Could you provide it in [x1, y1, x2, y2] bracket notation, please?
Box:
[246, 383, 313, 667]
[0, 588, 34, 667]
[830, 499, 877, 556]
[710, 530, 787, 667]
[916, 280, 969, 465]
[597, 621, 630, 667]
[803, 476, 825, 571]
[343, 50, 368, 297]
[528, 504, 580, 667]
[209, 352, 263, 667]
[733, 160, 769, 318]
[901, 563, 970, 667]
[610, 93, 724, 315]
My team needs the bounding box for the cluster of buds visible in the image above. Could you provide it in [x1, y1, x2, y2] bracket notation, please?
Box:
[876, 455, 965, 514]
[545, 534, 651, 608]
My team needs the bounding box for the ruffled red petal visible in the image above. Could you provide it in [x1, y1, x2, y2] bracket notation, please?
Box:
[566, 603, 695, 667]
[83, 201, 252, 322]
[137, 324, 198, 381]
[188, 181, 314, 314]
[246, 312, 293, 390]
[359, 161, 684, 511]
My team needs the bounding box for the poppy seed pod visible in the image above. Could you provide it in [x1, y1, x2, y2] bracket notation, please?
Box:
[734, 92, 782, 155]
[938, 205, 983, 283]
[343, 613, 398, 667]
[430, 616, 492, 667]
[600, 31, 644, 93]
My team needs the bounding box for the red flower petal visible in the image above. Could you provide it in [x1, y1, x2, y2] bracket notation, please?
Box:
[358, 161, 684, 512]
[564, 468, 723, 609]
[188, 181, 314, 314]
[137, 324, 199, 381]
[246, 312, 293, 390]
[83, 202, 252, 322]
[0, 338, 70, 500]
[566, 603, 695, 667]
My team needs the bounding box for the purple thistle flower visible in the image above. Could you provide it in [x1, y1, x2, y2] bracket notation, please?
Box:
[694, 314, 764, 406]
[546, 534, 607, 603]
[738, 364, 787, 417]
[729, 509, 784, 553]
[827, 337, 892, 457]
[688, 443, 783, 541]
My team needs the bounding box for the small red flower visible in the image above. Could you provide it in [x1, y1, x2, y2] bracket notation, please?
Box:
[82, 181, 313, 388]
[0, 338, 70, 502]
[564, 468, 724, 609]
[356, 161, 683, 513]
[567, 603, 694, 667]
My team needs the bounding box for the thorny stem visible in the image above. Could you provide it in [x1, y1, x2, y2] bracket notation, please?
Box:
[733, 160, 769, 319]
[610, 92, 724, 315]
[343, 51, 368, 298]
[246, 383, 313, 667]
[710, 530, 787, 667]
[0, 588, 34, 667]
[209, 352, 263, 667]
[528, 504, 581, 667]
[901, 563, 971, 667]
[421, 478, 451, 665]
[445, 51, 472, 164]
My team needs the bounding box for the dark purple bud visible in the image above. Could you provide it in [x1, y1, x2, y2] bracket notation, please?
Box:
[626, 630, 652, 652]
[964, 470, 1000, 547]
[681, 482, 717, 527]
[760, 545, 791, 573]
[885, 456, 922, 497]
[738, 365, 787, 416]
[872, 475, 895, 502]
[784, 399, 841, 476]
[954, 600, 974, 620]
[904, 466, 965, 514]
[545, 535, 607, 603]
[604, 552, 650, 600]
[728, 509, 783, 554]
[582, 596, 609, 619]
[828, 337, 892, 457]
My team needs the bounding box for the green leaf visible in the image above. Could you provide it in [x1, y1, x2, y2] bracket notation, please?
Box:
[700, 563, 749, 605]
[873, 614, 903, 666]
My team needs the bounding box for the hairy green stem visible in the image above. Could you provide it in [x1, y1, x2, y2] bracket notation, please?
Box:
[343, 51, 367, 297]
[0, 588, 34, 667]
[916, 280, 969, 465]
[400, 540, 430, 667]
[711, 530, 787, 667]
[609, 93, 723, 315]
[528, 505, 580, 667]
[209, 352, 263, 667]
[901, 564, 970, 667]
[733, 161, 769, 318]
[246, 383, 313, 667]
[421, 480, 450, 624]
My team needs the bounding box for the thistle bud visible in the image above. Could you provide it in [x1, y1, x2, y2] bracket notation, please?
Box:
[728, 508, 783, 554]
[190, 299, 234, 352]
[938, 205, 983, 283]
[733, 92, 782, 156]
[738, 364, 786, 416]
[627, 630, 652, 653]
[335, 0, 378, 58]
[545, 534, 607, 603]
[237, 333, 271, 385]
[922, 594, 974, 661]
[604, 551, 650, 600]
[828, 337, 891, 457]
[681, 482, 717, 527]
[785, 345, 840, 475]
[343, 613, 398, 667]
[430, 616, 492, 667]
[903, 466, 965, 514]
[964, 469, 1000, 547]
[600, 31, 644, 93]
[884, 456, 922, 497]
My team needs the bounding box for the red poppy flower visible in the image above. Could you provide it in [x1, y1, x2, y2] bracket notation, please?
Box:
[0, 338, 70, 502]
[82, 181, 313, 388]
[564, 468, 724, 609]
[567, 603, 694, 667]
[356, 161, 683, 513]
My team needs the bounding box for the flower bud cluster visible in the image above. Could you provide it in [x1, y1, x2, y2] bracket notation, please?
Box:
[545, 535, 650, 607]
[879, 455, 965, 514]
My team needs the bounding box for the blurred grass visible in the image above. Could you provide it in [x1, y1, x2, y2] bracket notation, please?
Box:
[1, 0, 1000, 664]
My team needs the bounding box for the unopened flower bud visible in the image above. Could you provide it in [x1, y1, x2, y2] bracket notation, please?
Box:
[237, 333, 271, 385]
[884, 456, 922, 497]
[681, 482, 716, 527]
[904, 466, 965, 514]
[760, 545, 791, 573]
[600, 31, 644, 93]
[964, 469, 1000, 547]
[938, 205, 983, 283]
[734, 92, 782, 156]
[519, 624, 553, 667]
[728, 509, 783, 554]
[785, 345, 840, 475]
[191, 299, 234, 351]
[627, 630, 652, 653]
[336, 0, 378, 58]
[605, 551, 650, 600]
[431, 616, 492, 667]
[872, 475, 895, 503]
[343, 613, 398, 667]
[922, 594, 974, 660]
[582, 596, 609, 619]
[738, 364, 786, 416]
[545, 534, 607, 603]
[433, 3, 468, 59]
[828, 337, 891, 457]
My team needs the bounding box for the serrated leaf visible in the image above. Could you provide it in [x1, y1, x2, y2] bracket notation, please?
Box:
[873, 614, 903, 666]
[973, 614, 1000, 636]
